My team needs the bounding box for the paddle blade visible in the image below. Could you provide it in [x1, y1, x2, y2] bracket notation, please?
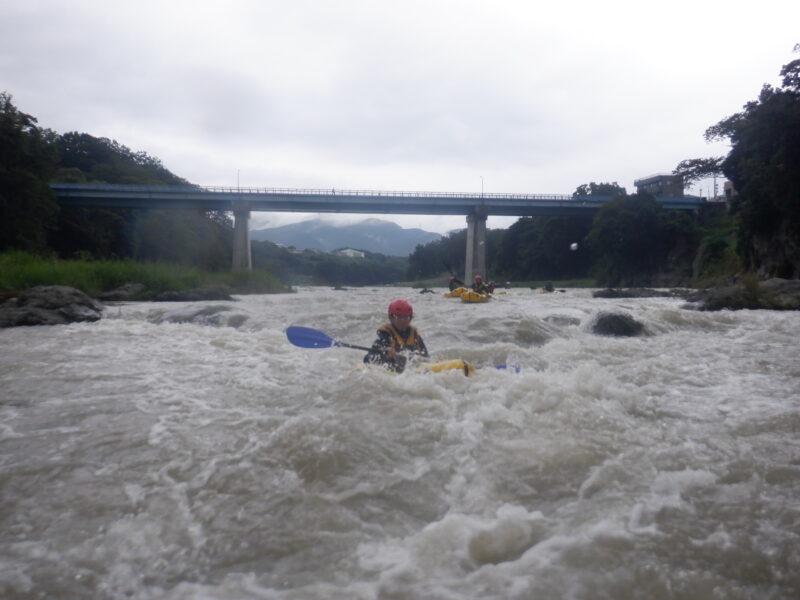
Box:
[285, 326, 335, 349]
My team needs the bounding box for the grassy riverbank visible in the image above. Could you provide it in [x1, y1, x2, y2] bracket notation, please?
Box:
[0, 252, 290, 297]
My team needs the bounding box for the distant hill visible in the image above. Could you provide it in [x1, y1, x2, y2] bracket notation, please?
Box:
[251, 218, 441, 256]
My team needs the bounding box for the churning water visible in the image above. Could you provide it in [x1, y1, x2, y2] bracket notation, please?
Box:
[1, 287, 798, 599]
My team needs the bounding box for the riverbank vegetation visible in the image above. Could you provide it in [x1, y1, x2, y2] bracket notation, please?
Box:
[0, 251, 287, 298]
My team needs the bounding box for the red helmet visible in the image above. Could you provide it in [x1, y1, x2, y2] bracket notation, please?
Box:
[474, 275, 482, 280]
[388, 299, 413, 317]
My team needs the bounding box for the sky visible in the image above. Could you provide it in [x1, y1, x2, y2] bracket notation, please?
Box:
[2, 0, 798, 234]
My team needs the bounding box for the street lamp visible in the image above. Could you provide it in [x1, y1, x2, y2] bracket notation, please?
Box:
[480, 176, 484, 197]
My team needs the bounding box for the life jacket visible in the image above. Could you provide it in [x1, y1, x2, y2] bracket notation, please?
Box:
[377, 322, 420, 351]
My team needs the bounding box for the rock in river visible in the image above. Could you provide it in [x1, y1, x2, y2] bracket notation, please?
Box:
[591, 311, 646, 337]
[0, 285, 103, 328]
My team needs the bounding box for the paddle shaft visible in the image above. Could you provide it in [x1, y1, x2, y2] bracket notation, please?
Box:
[334, 341, 371, 351]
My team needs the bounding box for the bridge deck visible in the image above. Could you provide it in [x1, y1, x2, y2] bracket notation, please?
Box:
[50, 183, 703, 216]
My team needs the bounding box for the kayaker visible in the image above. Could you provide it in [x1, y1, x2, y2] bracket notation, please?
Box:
[472, 275, 489, 295]
[363, 299, 429, 373]
[448, 276, 465, 291]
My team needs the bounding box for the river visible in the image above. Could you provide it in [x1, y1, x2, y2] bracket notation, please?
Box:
[1, 287, 798, 599]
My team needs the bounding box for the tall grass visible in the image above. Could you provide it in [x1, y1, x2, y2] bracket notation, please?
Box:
[0, 252, 288, 296]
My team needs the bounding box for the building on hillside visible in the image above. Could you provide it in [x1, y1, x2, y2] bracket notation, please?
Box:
[333, 248, 366, 258]
[723, 180, 737, 201]
[633, 173, 684, 197]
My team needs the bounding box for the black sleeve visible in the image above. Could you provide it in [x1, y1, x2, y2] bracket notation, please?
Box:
[363, 330, 392, 365]
[415, 334, 429, 358]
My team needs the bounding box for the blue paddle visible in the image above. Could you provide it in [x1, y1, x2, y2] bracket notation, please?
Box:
[285, 326, 371, 351]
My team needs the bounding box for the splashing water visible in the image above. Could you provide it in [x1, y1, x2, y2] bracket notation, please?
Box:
[1, 287, 799, 599]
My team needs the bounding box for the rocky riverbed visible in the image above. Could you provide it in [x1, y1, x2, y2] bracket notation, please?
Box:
[2, 279, 800, 328]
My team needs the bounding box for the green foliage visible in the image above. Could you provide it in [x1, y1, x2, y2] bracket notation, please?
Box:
[673, 157, 725, 185]
[690, 206, 742, 284]
[1, 92, 234, 269]
[493, 216, 593, 280]
[0, 251, 195, 294]
[407, 229, 468, 280]
[585, 194, 697, 286]
[0, 251, 286, 296]
[573, 181, 627, 197]
[0, 92, 60, 253]
[56, 132, 187, 185]
[701, 50, 800, 277]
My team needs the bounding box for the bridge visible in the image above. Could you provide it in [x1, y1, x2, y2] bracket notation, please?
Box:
[50, 183, 704, 279]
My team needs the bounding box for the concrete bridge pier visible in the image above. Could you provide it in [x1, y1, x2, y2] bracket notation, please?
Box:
[464, 206, 488, 283]
[232, 200, 252, 270]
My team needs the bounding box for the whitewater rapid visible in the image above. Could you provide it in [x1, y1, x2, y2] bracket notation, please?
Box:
[1, 287, 798, 599]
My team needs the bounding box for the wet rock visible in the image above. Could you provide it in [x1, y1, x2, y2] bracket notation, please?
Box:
[150, 286, 233, 302]
[0, 285, 103, 328]
[761, 278, 800, 308]
[147, 305, 248, 327]
[96, 282, 148, 301]
[593, 288, 690, 299]
[543, 314, 581, 327]
[591, 311, 646, 337]
[685, 278, 800, 311]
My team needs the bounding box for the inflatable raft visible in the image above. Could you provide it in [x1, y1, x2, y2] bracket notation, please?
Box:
[420, 359, 475, 376]
[444, 287, 468, 298]
[461, 290, 490, 303]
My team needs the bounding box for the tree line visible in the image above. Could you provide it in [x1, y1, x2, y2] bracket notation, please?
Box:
[1, 92, 234, 270]
[407, 185, 712, 287]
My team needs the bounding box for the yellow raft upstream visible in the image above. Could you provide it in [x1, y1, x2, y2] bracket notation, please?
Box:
[461, 290, 490, 303]
[443, 287, 468, 298]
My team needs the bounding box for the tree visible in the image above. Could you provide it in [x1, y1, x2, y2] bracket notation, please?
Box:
[586, 194, 684, 286]
[673, 157, 725, 186]
[407, 229, 468, 280]
[573, 181, 627, 197]
[681, 46, 800, 277]
[0, 92, 59, 252]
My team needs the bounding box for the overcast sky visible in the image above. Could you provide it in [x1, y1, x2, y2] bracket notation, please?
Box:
[2, 0, 798, 234]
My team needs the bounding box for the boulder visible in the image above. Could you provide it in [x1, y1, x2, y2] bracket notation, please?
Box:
[591, 311, 646, 337]
[150, 286, 234, 302]
[96, 282, 148, 301]
[147, 305, 248, 328]
[0, 285, 103, 328]
[543, 314, 582, 327]
[685, 278, 800, 311]
[593, 288, 690, 299]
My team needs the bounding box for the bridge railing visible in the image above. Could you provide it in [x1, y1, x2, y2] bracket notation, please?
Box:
[198, 185, 575, 201]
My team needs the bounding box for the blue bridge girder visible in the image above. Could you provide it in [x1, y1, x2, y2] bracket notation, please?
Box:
[49, 183, 704, 216]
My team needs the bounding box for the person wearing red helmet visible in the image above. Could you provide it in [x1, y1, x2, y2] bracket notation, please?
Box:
[472, 275, 489, 295]
[363, 299, 429, 373]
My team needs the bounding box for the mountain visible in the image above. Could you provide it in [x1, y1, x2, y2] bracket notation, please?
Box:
[251, 218, 441, 256]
